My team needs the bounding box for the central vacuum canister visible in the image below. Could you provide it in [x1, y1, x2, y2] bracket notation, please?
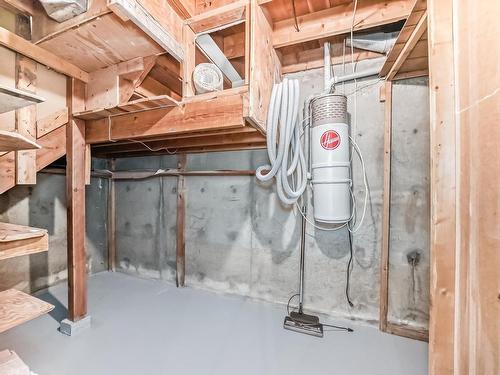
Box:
[310, 94, 351, 223]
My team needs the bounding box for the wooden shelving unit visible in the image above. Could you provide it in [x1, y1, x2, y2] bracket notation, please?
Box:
[0, 222, 48, 261]
[0, 289, 54, 334]
[0, 84, 45, 114]
[0, 223, 52, 333]
[0, 350, 30, 374]
[74, 95, 180, 121]
[0, 130, 41, 152]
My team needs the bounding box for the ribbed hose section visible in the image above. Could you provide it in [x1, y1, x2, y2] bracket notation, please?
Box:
[255, 78, 307, 205]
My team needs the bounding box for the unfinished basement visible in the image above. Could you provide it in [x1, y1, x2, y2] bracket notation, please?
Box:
[0, 0, 498, 374]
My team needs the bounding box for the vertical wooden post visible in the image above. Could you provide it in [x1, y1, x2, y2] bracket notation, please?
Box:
[15, 15, 36, 185]
[15, 15, 37, 185]
[15, 54, 37, 184]
[66, 77, 87, 322]
[85, 144, 91, 185]
[454, 1, 499, 373]
[107, 158, 116, 271]
[379, 80, 392, 333]
[428, 0, 457, 373]
[182, 25, 196, 98]
[176, 154, 186, 287]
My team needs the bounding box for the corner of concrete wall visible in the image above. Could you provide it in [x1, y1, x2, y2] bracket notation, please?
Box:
[111, 62, 430, 329]
[0, 159, 109, 293]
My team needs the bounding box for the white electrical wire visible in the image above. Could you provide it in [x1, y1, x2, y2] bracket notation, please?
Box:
[350, 0, 359, 140]
[347, 136, 368, 233]
[256, 78, 307, 205]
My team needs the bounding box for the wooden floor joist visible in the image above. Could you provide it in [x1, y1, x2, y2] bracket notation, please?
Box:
[85, 92, 248, 144]
[271, 0, 413, 48]
[0, 26, 89, 82]
[92, 131, 264, 155]
[380, 0, 428, 80]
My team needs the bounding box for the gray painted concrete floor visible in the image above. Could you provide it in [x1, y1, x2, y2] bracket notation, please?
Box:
[0, 272, 428, 375]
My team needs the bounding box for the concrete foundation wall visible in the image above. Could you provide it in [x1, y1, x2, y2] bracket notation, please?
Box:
[0, 172, 108, 292]
[113, 61, 430, 328]
[388, 78, 430, 327]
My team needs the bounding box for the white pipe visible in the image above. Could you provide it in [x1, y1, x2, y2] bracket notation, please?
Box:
[324, 42, 331, 91]
[326, 66, 380, 90]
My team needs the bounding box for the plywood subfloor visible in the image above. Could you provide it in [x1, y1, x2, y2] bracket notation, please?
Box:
[37, 13, 163, 72]
[0, 272, 428, 375]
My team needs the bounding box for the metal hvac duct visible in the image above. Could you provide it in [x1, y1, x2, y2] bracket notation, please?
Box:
[38, 0, 88, 22]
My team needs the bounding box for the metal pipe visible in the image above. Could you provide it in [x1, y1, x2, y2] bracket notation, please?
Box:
[298, 203, 307, 314]
[327, 66, 380, 89]
[346, 32, 398, 54]
[323, 42, 331, 91]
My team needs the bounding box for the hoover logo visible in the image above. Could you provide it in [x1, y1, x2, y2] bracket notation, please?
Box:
[320, 130, 340, 150]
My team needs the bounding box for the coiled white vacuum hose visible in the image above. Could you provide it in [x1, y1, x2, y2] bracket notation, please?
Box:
[256, 79, 307, 205]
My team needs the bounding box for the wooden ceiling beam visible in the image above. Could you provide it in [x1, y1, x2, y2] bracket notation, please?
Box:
[94, 142, 266, 158]
[187, 1, 247, 34]
[85, 93, 247, 144]
[92, 131, 264, 154]
[108, 0, 184, 61]
[272, 0, 413, 48]
[223, 31, 245, 59]
[167, 0, 196, 19]
[385, 11, 427, 80]
[91, 126, 257, 148]
[0, 0, 35, 16]
[0, 26, 89, 82]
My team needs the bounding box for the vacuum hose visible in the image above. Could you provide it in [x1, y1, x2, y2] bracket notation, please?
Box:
[256, 79, 307, 205]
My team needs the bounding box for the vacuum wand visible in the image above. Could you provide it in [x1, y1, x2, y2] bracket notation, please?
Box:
[283, 201, 324, 337]
[282, 95, 354, 338]
[298, 204, 307, 314]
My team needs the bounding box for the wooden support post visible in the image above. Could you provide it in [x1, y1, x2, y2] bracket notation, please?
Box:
[182, 25, 196, 98]
[66, 77, 87, 322]
[15, 55, 37, 184]
[175, 154, 186, 287]
[85, 144, 91, 185]
[15, 16, 36, 185]
[107, 159, 116, 272]
[379, 80, 392, 333]
[428, 0, 456, 373]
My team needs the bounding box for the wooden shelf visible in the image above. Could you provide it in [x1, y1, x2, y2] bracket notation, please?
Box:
[0, 289, 54, 334]
[0, 84, 45, 114]
[0, 222, 48, 261]
[0, 130, 41, 152]
[74, 95, 180, 121]
[0, 350, 30, 374]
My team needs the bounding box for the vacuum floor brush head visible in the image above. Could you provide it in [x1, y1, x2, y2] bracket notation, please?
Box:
[283, 312, 324, 338]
